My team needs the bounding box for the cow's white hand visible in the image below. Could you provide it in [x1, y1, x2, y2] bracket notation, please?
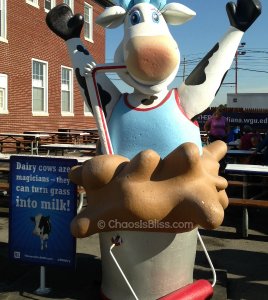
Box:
[84, 62, 96, 77]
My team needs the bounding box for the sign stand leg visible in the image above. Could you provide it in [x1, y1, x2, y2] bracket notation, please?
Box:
[35, 266, 51, 295]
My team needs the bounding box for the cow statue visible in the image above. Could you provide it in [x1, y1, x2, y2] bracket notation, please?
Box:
[30, 213, 51, 251]
[46, 1, 261, 299]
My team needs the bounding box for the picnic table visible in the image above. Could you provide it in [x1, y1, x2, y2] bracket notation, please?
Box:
[23, 131, 90, 144]
[0, 133, 49, 155]
[58, 128, 99, 143]
[58, 128, 98, 134]
[228, 141, 239, 148]
[225, 164, 268, 238]
[38, 143, 96, 156]
[226, 149, 263, 164]
[0, 153, 92, 164]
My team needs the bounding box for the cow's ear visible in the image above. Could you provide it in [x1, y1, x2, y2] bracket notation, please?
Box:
[161, 3, 196, 25]
[30, 217, 35, 221]
[95, 6, 126, 29]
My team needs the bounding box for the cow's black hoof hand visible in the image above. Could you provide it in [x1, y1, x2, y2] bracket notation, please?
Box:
[46, 3, 84, 41]
[226, 0, 261, 32]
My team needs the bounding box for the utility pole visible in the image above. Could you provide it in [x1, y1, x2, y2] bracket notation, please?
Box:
[235, 42, 246, 93]
[183, 57, 186, 82]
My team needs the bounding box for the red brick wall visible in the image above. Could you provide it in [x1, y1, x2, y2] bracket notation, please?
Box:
[0, 0, 107, 133]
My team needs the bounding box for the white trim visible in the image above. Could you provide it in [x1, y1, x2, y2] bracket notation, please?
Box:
[61, 112, 74, 116]
[0, 0, 7, 40]
[84, 37, 94, 44]
[84, 112, 93, 116]
[26, 0, 40, 8]
[32, 58, 48, 114]
[0, 74, 8, 112]
[32, 113, 50, 116]
[84, 2, 93, 42]
[0, 37, 8, 43]
[61, 66, 73, 114]
[0, 110, 8, 114]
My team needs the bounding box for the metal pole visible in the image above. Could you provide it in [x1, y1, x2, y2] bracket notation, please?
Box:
[40, 266, 45, 291]
[35, 266, 51, 294]
[235, 51, 238, 94]
[183, 57, 186, 82]
[242, 176, 248, 238]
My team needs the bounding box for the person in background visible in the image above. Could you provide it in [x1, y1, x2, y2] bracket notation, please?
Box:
[251, 136, 261, 149]
[204, 108, 230, 143]
[252, 131, 268, 165]
[238, 125, 262, 150]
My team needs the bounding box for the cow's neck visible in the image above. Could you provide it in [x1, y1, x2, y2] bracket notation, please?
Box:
[127, 88, 169, 108]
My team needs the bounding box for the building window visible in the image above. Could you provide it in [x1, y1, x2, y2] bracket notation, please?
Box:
[84, 102, 92, 116]
[44, 0, 55, 12]
[63, 0, 73, 11]
[26, 0, 39, 8]
[0, 74, 7, 113]
[32, 59, 48, 114]
[84, 2, 93, 42]
[61, 67, 73, 114]
[233, 98, 237, 103]
[0, 0, 7, 42]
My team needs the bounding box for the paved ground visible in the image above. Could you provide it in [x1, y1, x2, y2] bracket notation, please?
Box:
[0, 154, 267, 300]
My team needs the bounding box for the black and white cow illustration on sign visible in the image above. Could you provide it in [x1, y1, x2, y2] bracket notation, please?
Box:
[30, 213, 51, 251]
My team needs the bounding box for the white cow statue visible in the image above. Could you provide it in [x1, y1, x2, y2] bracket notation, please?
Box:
[46, 0, 261, 162]
[46, 1, 261, 299]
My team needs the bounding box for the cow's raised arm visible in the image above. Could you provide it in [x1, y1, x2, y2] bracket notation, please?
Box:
[46, 4, 121, 118]
[178, 0, 261, 120]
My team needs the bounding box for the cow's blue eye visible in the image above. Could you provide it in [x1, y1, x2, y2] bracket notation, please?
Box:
[130, 11, 140, 25]
[152, 11, 159, 23]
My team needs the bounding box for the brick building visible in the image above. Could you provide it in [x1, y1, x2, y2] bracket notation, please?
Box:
[0, 0, 115, 132]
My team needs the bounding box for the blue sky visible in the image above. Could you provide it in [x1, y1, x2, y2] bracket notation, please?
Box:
[105, 0, 268, 107]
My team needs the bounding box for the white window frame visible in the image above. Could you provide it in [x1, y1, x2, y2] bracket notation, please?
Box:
[63, 0, 73, 12]
[84, 2, 93, 43]
[32, 59, 49, 116]
[84, 101, 93, 116]
[26, 0, 39, 9]
[0, 74, 8, 114]
[44, 0, 55, 13]
[0, 0, 8, 43]
[61, 66, 74, 116]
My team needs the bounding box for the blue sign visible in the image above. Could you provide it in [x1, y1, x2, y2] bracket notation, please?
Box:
[9, 156, 78, 269]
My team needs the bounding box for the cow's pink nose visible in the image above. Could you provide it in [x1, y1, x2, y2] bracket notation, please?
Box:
[33, 231, 38, 236]
[125, 35, 179, 82]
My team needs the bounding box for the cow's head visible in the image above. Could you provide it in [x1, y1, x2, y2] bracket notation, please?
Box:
[30, 213, 50, 236]
[96, 0, 195, 95]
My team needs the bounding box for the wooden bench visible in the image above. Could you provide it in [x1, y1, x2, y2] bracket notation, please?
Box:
[229, 198, 268, 208]
[228, 197, 268, 238]
[0, 167, 10, 180]
[228, 181, 268, 188]
[0, 183, 9, 190]
[0, 140, 32, 153]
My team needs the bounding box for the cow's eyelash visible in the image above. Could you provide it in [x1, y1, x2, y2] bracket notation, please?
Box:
[152, 8, 162, 16]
